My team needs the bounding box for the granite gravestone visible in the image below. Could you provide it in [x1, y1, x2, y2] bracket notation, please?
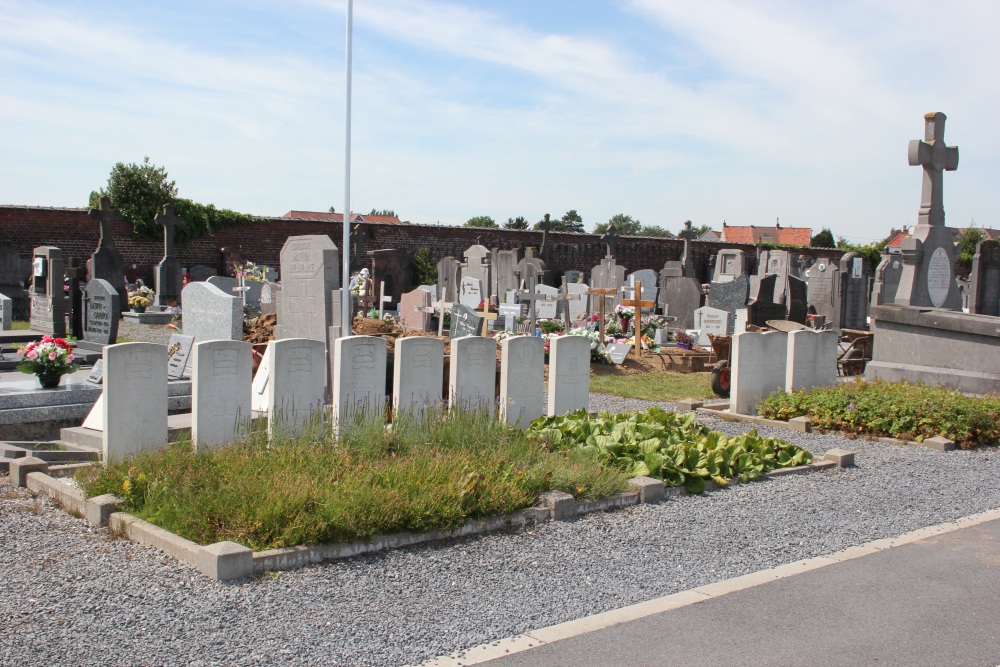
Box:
[449, 304, 483, 339]
[166, 333, 195, 379]
[208, 275, 263, 309]
[260, 282, 280, 316]
[0, 246, 24, 320]
[871, 253, 902, 308]
[462, 244, 492, 297]
[806, 259, 841, 327]
[181, 282, 242, 342]
[839, 253, 870, 329]
[499, 303, 521, 331]
[30, 246, 65, 336]
[491, 250, 517, 302]
[153, 204, 183, 307]
[658, 269, 702, 330]
[563, 270, 584, 284]
[894, 112, 962, 310]
[191, 340, 252, 451]
[606, 343, 631, 365]
[187, 265, 217, 282]
[713, 249, 745, 283]
[87, 197, 127, 308]
[707, 274, 749, 334]
[627, 270, 658, 303]
[787, 275, 808, 324]
[276, 235, 340, 342]
[0, 292, 10, 330]
[749, 275, 787, 326]
[400, 288, 433, 331]
[756, 249, 795, 305]
[436, 256, 461, 303]
[968, 240, 1000, 316]
[590, 257, 626, 313]
[566, 283, 590, 322]
[459, 276, 483, 309]
[83, 279, 120, 345]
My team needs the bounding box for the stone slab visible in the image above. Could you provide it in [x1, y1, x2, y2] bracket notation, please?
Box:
[181, 282, 242, 342]
[331, 335, 387, 435]
[499, 335, 545, 427]
[103, 342, 168, 463]
[393, 337, 444, 418]
[547, 335, 590, 417]
[449, 336, 497, 414]
[191, 340, 253, 450]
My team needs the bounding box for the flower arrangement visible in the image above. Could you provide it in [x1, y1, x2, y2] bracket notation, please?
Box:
[129, 294, 152, 309]
[476, 300, 498, 313]
[566, 328, 613, 364]
[127, 279, 155, 308]
[16, 335, 79, 379]
[674, 332, 694, 349]
[615, 304, 635, 319]
[381, 312, 396, 326]
[231, 260, 266, 282]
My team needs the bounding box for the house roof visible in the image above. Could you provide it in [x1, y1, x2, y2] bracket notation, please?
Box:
[886, 230, 911, 248]
[719, 224, 812, 246]
[281, 211, 405, 224]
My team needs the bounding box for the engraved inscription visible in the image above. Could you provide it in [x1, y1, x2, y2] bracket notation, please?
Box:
[927, 247, 952, 308]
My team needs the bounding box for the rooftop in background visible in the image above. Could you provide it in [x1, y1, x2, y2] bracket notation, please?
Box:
[719, 223, 812, 246]
[698, 229, 721, 241]
[281, 211, 406, 224]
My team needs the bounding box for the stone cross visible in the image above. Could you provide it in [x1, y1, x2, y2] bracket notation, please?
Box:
[550, 276, 583, 330]
[620, 280, 655, 357]
[432, 299, 453, 336]
[475, 303, 498, 336]
[89, 196, 120, 247]
[155, 203, 183, 258]
[600, 222, 619, 258]
[679, 219, 696, 276]
[377, 281, 392, 318]
[908, 112, 959, 227]
[587, 287, 616, 343]
[515, 277, 545, 334]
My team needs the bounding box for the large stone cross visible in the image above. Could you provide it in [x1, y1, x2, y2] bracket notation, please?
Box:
[600, 222, 619, 258]
[550, 275, 582, 330]
[679, 220, 696, 275]
[908, 112, 959, 227]
[89, 196, 120, 248]
[155, 203, 183, 258]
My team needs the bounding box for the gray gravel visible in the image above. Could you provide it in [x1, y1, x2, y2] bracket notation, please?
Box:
[3, 393, 1000, 667]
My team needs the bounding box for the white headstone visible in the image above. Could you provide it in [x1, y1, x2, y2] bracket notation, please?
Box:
[277, 235, 340, 342]
[693, 306, 730, 346]
[191, 340, 252, 451]
[458, 276, 484, 309]
[499, 336, 545, 427]
[499, 304, 521, 332]
[566, 283, 590, 322]
[103, 343, 168, 464]
[0, 292, 10, 330]
[166, 334, 195, 379]
[534, 284, 559, 319]
[547, 335, 590, 416]
[267, 338, 326, 438]
[393, 337, 444, 418]
[785, 330, 838, 393]
[332, 335, 387, 435]
[449, 336, 497, 414]
[730, 331, 788, 415]
[606, 343, 631, 365]
[181, 282, 241, 342]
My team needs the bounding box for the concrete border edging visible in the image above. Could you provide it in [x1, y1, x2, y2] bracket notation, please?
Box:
[25, 471, 86, 516]
[416, 506, 1000, 667]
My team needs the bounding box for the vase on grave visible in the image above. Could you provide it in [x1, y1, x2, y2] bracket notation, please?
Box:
[619, 316, 631, 333]
[37, 370, 62, 389]
[132, 305, 146, 314]
[677, 342, 693, 350]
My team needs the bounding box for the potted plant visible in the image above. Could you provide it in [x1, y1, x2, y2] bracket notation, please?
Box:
[675, 332, 694, 350]
[129, 294, 152, 313]
[16, 335, 79, 389]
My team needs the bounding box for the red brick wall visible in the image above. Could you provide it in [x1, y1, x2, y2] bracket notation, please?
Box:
[0, 206, 845, 285]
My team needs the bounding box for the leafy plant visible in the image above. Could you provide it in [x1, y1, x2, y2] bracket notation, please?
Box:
[410, 247, 437, 286]
[528, 408, 811, 493]
[90, 156, 177, 239]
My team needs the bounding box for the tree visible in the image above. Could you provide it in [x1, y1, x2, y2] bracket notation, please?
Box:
[536, 210, 585, 233]
[810, 228, 836, 248]
[369, 209, 396, 217]
[640, 224, 674, 238]
[465, 215, 497, 228]
[594, 214, 642, 235]
[836, 234, 892, 267]
[504, 216, 529, 230]
[410, 246, 437, 286]
[90, 156, 178, 238]
[957, 226, 987, 272]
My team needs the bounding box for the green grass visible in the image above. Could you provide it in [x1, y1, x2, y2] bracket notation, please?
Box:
[757, 379, 1000, 449]
[12, 320, 30, 331]
[590, 371, 714, 402]
[77, 407, 628, 551]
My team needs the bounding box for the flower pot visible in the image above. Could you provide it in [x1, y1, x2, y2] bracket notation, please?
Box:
[677, 342, 693, 350]
[132, 306, 147, 314]
[37, 371, 62, 389]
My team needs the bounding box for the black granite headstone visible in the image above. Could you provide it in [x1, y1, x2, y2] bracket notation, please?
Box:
[787, 275, 808, 324]
[707, 274, 749, 334]
[970, 240, 1000, 316]
[83, 278, 120, 345]
[749, 275, 787, 326]
[449, 303, 483, 339]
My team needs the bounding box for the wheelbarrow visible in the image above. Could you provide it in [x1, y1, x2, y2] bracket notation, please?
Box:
[708, 334, 731, 398]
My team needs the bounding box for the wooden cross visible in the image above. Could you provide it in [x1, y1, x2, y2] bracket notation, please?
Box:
[154, 203, 182, 258]
[619, 280, 655, 357]
[548, 275, 582, 330]
[377, 281, 392, 318]
[431, 299, 453, 336]
[475, 303, 498, 336]
[908, 112, 960, 227]
[587, 287, 616, 343]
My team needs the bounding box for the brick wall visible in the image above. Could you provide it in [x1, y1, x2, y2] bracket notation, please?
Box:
[0, 206, 845, 285]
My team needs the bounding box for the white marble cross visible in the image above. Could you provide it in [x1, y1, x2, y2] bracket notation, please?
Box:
[377, 281, 393, 318]
[232, 273, 249, 308]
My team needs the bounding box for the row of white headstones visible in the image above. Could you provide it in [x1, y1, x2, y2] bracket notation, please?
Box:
[98, 334, 592, 465]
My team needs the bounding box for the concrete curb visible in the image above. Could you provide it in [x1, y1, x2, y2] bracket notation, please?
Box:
[416, 506, 1000, 667]
[697, 405, 957, 452]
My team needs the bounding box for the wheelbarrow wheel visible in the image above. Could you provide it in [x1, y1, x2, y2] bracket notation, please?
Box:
[710, 360, 731, 398]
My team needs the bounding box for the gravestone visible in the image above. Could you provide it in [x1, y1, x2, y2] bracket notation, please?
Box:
[267, 338, 326, 439]
[499, 336, 545, 427]
[566, 283, 590, 322]
[492, 250, 518, 302]
[756, 249, 794, 304]
[968, 240, 1000, 316]
[188, 265, 217, 282]
[181, 282, 241, 342]
[0, 292, 10, 330]
[458, 276, 483, 309]
[368, 248, 407, 306]
[0, 246, 25, 320]
[547, 335, 590, 417]
[894, 112, 962, 310]
[153, 204, 184, 307]
[749, 275, 787, 326]
[839, 252, 870, 329]
[499, 303, 521, 332]
[693, 306, 730, 346]
[871, 254, 903, 308]
[787, 275, 809, 324]
[462, 244, 492, 298]
[658, 271, 701, 330]
[87, 359, 104, 384]
[166, 333, 195, 379]
[534, 284, 559, 319]
[627, 270, 659, 303]
[417, 284, 437, 300]
[516, 248, 549, 288]
[449, 304, 483, 338]
[449, 336, 497, 414]
[103, 342, 168, 463]
[393, 337, 444, 417]
[436, 256, 461, 303]
[400, 288, 433, 331]
[82, 279, 120, 345]
[260, 282, 280, 315]
[331, 336, 387, 434]
[563, 270, 584, 284]
[707, 274, 749, 334]
[606, 343, 631, 365]
[276, 235, 340, 343]
[208, 275, 263, 309]
[713, 249, 745, 283]
[730, 331, 788, 415]
[191, 340, 252, 451]
[87, 197, 127, 307]
[590, 257, 626, 312]
[806, 258, 842, 326]
[29, 246, 65, 336]
[785, 330, 838, 393]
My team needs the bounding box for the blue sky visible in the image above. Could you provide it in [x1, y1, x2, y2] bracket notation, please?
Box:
[2, 0, 998, 242]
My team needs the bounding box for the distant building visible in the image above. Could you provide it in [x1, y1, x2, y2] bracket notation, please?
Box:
[698, 229, 722, 242]
[719, 222, 811, 246]
[884, 227, 911, 255]
[281, 210, 406, 224]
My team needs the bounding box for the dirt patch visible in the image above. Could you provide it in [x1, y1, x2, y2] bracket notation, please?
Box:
[591, 346, 713, 376]
[243, 313, 276, 344]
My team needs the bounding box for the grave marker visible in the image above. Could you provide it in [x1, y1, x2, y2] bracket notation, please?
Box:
[83, 279, 120, 345]
[191, 340, 252, 451]
[332, 336, 387, 434]
[181, 282, 241, 342]
[103, 342, 168, 463]
[449, 336, 497, 414]
[730, 331, 788, 415]
[0, 292, 10, 330]
[499, 336, 545, 427]
[619, 281, 655, 357]
[87, 196, 127, 308]
[449, 303, 483, 339]
[969, 240, 1000, 316]
[267, 338, 326, 438]
[153, 204, 184, 307]
[393, 337, 444, 418]
[166, 333, 195, 379]
[547, 335, 590, 417]
[30, 246, 65, 336]
[276, 235, 340, 342]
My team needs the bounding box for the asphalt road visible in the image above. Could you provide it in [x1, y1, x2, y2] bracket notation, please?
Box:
[485, 518, 1000, 667]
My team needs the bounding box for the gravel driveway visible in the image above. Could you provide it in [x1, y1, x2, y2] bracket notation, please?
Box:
[2, 393, 999, 667]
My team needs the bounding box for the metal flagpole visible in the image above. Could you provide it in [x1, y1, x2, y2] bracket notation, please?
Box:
[342, 0, 354, 332]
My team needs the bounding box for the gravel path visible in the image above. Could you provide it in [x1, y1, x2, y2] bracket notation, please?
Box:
[3, 394, 1000, 667]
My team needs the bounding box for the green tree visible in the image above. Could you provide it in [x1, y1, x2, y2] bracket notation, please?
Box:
[536, 210, 585, 233]
[465, 215, 497, 228]
[836, 234, 892, 267]
[957, 226, 986, 272]
[810, 227, 836, 248]
[369, 209, 396, 217]
[640, 224, 675, 238]
[594, 214, 642, 235]
[410, 246, 437, 286]
[91, 156, 178, 238]
[504, 216, 529, 230]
